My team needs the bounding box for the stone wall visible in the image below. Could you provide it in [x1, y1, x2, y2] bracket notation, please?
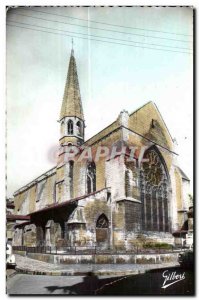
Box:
[169, 165, 178, 231]
[35, 175, 56, 211]
[128, 102, 173, 150]
[7, 221, 15, 241]
[36, 226, 44, 246]
[11, 100, 188, 252]
[174, 167, 187, 230]
[23, 224, 37, 247]
[13, 228, 23, 246]
[85, 120, 119, 147]
[45, 220, 62, 247]
[14, 172, 56, 215]
[17, 252, 179, 265]
[124, 200, 141, 232]
[105, 156, 126, 201]
[80, 189, 111, 248]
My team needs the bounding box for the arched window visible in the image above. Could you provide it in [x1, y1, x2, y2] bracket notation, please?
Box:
[76, 121, 82, 136]
[96, 214, 109, 228]
[86, 161, 96, 194]
[140, 147, 170, 232]
[96, 214, 109, 247]
[67, 119, 73, 135]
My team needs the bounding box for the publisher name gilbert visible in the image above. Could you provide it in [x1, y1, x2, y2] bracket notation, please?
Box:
[162, 270, 185, 288]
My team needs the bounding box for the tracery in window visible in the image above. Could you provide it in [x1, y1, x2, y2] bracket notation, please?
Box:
[140, 148, 169, 232]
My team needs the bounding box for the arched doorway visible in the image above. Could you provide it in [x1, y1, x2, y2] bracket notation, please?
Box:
[96, 214, 109, 248]
[140, 147, 170, 232]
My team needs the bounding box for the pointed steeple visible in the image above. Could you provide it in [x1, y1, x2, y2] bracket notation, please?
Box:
[60, 49, 84, 121]
[59, 48, 85, 146]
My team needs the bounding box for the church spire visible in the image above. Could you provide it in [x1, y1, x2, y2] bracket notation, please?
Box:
[59, 48, 85, 146]
[60, 48, 84, 121]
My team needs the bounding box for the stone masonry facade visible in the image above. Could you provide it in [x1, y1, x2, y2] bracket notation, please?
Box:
[11, 49, 191, 250]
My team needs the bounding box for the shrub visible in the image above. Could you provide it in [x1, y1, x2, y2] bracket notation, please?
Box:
[143, 242, 172, 249]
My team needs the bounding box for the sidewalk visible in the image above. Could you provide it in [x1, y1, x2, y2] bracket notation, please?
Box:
[14, 254, 179, 276]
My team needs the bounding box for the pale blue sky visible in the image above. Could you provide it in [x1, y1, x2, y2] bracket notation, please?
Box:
[6, 6, 193, 197]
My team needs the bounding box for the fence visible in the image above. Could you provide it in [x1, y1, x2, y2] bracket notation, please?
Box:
[12, 245, 184, 255]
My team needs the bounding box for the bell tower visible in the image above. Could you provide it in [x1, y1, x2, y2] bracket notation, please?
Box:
[59, 48, 85, 146]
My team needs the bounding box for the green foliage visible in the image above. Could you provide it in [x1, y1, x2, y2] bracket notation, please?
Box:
[143, 242, 172, 249]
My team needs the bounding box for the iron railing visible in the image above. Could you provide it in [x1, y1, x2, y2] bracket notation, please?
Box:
[12, 245, 184, 255]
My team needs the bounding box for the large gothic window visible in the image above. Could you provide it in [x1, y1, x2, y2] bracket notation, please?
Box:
[86, 162, 96, 194]
[67, 119, 73, 135]
[140, 147, 170, 232]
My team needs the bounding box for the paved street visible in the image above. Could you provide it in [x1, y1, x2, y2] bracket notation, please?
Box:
[7, 273, 122, 295]
[7, 266, 194, 295]
[7, 254, 192, 295]
[97, 266, 194, 295]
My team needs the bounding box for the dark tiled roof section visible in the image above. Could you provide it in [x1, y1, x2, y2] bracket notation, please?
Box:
[6, 215, 30, 221]
[29, 187, 110, 215]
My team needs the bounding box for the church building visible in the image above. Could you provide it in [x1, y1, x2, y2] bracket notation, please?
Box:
[12, 49, 191, 250]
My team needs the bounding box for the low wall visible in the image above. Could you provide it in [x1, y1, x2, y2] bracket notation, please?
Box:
[14, 251, 179, 264]
[14, 250, 26, 256]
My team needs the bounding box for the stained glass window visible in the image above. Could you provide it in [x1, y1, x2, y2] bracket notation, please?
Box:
[140, 148, 169, 232]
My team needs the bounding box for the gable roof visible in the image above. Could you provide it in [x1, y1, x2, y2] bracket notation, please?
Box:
[129, 101, 173, 141]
